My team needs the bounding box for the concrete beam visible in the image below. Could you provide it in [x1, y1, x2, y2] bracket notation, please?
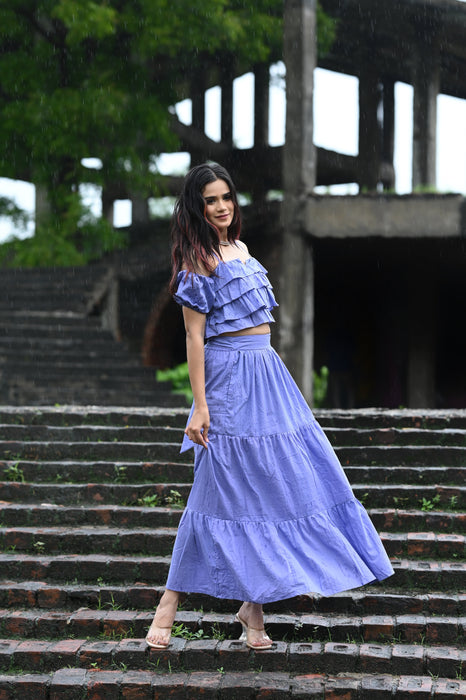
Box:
[305, 194, 465, 238]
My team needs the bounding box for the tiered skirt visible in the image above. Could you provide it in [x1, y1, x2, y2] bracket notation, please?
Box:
[166, 334, 394, 603]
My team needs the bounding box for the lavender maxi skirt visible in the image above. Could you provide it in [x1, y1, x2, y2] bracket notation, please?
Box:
[166, 334, 394, 603]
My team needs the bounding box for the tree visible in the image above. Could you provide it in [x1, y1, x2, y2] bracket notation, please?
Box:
[0, 1, 335, 265]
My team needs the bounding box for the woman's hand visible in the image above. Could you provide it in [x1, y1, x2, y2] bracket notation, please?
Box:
[185, 405, 210, 449]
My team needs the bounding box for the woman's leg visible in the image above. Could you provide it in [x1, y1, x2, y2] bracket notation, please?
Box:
[146, 588, 180, 646]
[237, 601, 272, 648]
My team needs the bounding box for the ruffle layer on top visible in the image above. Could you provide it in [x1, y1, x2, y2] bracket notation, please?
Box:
[173, 257, 278, 338]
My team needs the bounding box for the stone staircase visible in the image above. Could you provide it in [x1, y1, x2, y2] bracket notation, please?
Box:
[0, 406, 465, 698]
[0, 266, 178, 407]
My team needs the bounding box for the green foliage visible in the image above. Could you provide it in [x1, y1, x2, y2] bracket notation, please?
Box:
[3, 462, 25, 483]
[420, 494, 441, 512]
[0, 1, 336, 265]
[137, 492, 161, 508]
[313, 365, 329, 408]
[0, 197, 127, 267]
[157, 362, 193, 404]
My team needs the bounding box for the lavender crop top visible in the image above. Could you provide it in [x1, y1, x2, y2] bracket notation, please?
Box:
[173, 257, 278, 338]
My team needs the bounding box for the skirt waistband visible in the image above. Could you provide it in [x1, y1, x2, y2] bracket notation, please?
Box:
[206, 333, 271, 351]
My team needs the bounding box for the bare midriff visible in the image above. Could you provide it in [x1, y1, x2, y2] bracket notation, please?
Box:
[220, 323, 270, 337]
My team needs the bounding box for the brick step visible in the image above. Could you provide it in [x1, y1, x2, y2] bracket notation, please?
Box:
[0, 364, 159, 379]
[0, 425, 182, 443]
[0, 312, 100, 326]
[0, 635, 465, 681]
[1, 478, 464, 510]
[4, 424, 466, 450]
[0, 481, 191, 506]
[2, 392, 182, 408]
[0, 670, 465, 700]
[326, 428, 466, 447]
[0, 460, 193, 485]
[0, 345, 142, 362]
[345, 465, 465, 485]
[0, 503, 465, 535]
[2, 583, 465, 617]
[0, 457, 463, 489]
[0, 504, 183, 528]
[1, 438, 465, 470]
[1, 554, 465, 587]
[0, 407, 189, 427]
[338, 445, 466, 466]
[316, 409, 466, 431]
[0, 325, 114, 339]
[0, 336, 133, 349]
[1, 526, 464, 561]
[2, 407, 465, 432]
[2, 607, 466, 648]
[0, 440, 183, 463]
[370, 509, 466, 534]
[0, 526, 178, 556]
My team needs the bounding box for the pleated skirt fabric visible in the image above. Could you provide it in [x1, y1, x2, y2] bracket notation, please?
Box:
[166, 334, 394, 603]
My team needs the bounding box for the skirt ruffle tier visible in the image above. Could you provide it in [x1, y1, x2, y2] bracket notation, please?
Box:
[167, 334, 394, 603]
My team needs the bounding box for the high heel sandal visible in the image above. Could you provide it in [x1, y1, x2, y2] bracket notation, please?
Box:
[145, 624, 172, 650]
[235, 613, 273, 650]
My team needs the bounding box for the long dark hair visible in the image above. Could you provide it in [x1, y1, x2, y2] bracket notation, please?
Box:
[169, 163, 241, 294]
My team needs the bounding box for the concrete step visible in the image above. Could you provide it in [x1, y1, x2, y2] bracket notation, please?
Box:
[0, 669, 465, 700]
[1, 553, 465, 588]
[0, 526, 464, 560]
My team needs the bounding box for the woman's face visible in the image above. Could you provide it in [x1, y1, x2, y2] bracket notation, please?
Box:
[202, 178, 234, 237]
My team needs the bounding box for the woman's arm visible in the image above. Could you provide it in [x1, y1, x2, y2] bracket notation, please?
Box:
[183, 306, 210, 449]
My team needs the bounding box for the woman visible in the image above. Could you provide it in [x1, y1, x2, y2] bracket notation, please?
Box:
[146, 163, 394, 650]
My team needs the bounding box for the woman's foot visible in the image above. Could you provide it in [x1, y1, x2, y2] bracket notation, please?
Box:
[146, 590, 179, 649]
[236, 602, 273, 650]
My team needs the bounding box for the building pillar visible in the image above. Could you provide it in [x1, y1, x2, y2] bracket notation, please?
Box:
[131, 196, 149, 225]
[381, 78, 396, 191]
[280, 0, 317, 404]
[412, 37, 440, 190]
[191, 74, 207, 165]
[220, 63, 234, 148]
[35, 183, 51, 230]
[407, 275, 437, 407]
[358, 66, 382, 191]
[251, 63, 270, 203]
[102, 188, 114, 226]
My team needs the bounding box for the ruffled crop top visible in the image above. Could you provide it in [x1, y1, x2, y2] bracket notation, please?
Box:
[173, 257, 278, 338]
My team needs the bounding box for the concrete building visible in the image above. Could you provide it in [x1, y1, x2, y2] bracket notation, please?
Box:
[138, 0, 466, 408]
